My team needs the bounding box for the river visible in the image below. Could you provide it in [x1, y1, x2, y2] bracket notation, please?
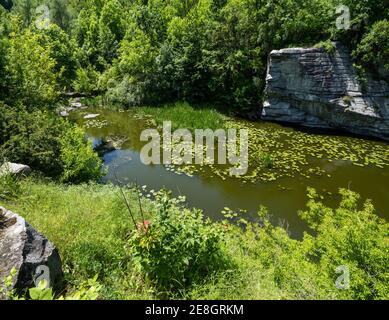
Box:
[70, 106, 389, 238]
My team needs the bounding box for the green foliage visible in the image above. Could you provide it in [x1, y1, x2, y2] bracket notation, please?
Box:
[2, 180, 388, 299]
[73, 66, 101, 94]
[299, 188, 389, 299]
[3, 19, 60, 108]
[72, 0, 126, 69]
[28, 280, 54, 300]
[98, 0, 339, 113]
[38, 23, 78, 89]
[102, 27, 158, 105]
[354, 20, 389, 73]
[59, 126, 103, 183]
[0, 1, 388, 301]
[0, 172, 21, 201]
[315, 40, 336, 53]
[1, 180, 150, 299]
[1, 268, 101, 300]
[48, 0, 71, 31]
[260, 153, 273, 169]
[27, 276, 101, 300]
[134, 101, 226, 131]
[198, 188, 389, 300]
[0, 103, 102, 182]
[129, 189, 226, 292]
[333, 0, 389, 38]
[0, 267, 18, 299]
[2, 0, 388, 113]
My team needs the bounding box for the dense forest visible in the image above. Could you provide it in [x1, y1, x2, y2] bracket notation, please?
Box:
[1, 0, 388, 110]
[0, 0, 388, 301]
[1, 0, 388, 181]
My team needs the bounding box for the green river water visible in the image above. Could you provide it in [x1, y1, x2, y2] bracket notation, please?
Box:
[71, 107, 389, 238]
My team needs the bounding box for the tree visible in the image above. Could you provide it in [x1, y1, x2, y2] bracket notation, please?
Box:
[5, 20, 60, 108]
[98, 0, 125, 63]
[354, 19, 389, 73]
[48, 0, 71, 31]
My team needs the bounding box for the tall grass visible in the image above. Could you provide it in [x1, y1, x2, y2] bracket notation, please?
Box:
[134, 101, 227, 131]
[1, 179, 387, 300]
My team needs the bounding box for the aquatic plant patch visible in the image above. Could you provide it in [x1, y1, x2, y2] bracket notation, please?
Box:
[140, 121, 249, 176]
[155, 119, 389, 183]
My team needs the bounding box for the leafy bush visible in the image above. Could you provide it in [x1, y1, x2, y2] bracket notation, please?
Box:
[298, 188, 389, 299]
[99, 0, 337, 113]
[3, 18, 60, 108]
[59, 126, 103, 183]
[0, 103, 102, 183]
[38, 24, 78, 89]
[1, 268, 101, 300]
[73, 66, 101, 95]
[128, 190, 226, 291]
[354, 20, 389, 73]
[222, 188, 389, 300]
[315, 40, 336, 53]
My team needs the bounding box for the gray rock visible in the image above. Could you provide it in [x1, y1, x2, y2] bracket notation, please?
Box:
[70, 102, 82, 108]
[60, 110, 69, 117]
[0, 162, 31, 177]
[84, 114, 100, 119]
[0, 207, 62, 299]
[94, 136, 128, 155]
[262, 42, 389, 141]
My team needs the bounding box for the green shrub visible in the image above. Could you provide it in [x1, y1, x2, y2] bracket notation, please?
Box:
[298, 188, 389, 299]
[315, 40, 336, 54]
[73, 66, 101, 95]
[4, 20, 60, 108]
[206, 188, 389, 300]
[59, 126, 103, 183]
[354, 19, 389, 72]
[0, 103, 102, 183]
[1, 268, 101, 300]
[128, 190, 226, 292]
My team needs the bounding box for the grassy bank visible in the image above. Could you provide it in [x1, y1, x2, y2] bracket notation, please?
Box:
[1, 177, 388, 300]
[133, 102, 228, 131]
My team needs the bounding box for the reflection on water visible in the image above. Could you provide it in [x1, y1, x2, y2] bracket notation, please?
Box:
[70, 108, 389, 238]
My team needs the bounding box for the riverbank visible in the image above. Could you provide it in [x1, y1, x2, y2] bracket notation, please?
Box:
[66, 101, 389, 237]
[1, 177, 387, 300]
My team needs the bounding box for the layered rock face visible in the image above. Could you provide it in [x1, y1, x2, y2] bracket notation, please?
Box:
[262, 42, 389, 141]
[0, 207, 62, 299]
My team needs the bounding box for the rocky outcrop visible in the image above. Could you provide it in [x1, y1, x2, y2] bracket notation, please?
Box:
[0, 207, 62, 299]
[262, 42, 389, 141]
[93, 136, 128, 155]
[59, 97, 88, 117]
[0, 163, 31, 177]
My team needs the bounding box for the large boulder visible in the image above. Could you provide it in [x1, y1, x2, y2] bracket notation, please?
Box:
[0, 162, 31, 177]
[262, 42, 389, 141]
[0, 207, 62, 299]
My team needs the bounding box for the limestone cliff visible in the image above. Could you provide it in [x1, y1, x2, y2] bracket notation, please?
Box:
[262, 42, 389, 141]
